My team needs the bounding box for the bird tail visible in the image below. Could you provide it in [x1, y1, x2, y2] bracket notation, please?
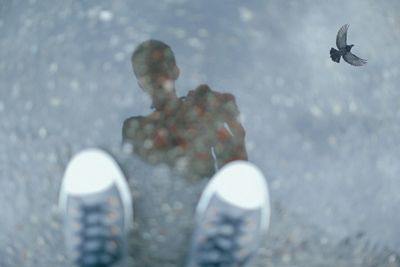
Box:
[330, 48, 341, 63]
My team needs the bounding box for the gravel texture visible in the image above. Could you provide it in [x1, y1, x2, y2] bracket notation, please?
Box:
[1, 1, 400, 266]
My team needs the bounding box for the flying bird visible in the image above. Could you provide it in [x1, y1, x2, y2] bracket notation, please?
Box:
[330, 24, 367, 66]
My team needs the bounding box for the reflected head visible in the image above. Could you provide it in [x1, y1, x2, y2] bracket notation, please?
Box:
[131, 40, 179, 84]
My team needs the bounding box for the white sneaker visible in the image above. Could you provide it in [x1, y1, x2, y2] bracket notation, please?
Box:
[185, 160, 270, 267]
[59, 148, 133, 267]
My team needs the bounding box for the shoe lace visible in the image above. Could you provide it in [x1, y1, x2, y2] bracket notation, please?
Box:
[76, 203, 121, 267]
[197, 214, 248, 267]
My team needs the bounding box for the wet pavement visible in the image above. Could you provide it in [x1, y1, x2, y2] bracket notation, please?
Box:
[1, 0, 400, 266]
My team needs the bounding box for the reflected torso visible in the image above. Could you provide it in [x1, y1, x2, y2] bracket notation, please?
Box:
[123, 84, 247, 180]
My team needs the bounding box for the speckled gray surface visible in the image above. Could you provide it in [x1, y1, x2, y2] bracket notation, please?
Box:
[1, 0, 400, 266]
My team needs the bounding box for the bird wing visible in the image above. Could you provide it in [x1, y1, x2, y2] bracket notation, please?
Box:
[343, 51, 367, 66]
[336, 24, 349, 49]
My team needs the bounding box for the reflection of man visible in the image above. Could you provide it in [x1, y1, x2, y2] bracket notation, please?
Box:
[58, 39, 270, 267]
[123, 40, 247, 180]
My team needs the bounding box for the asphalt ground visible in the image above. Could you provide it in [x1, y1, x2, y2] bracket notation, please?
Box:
[1, 1, 400, 266]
